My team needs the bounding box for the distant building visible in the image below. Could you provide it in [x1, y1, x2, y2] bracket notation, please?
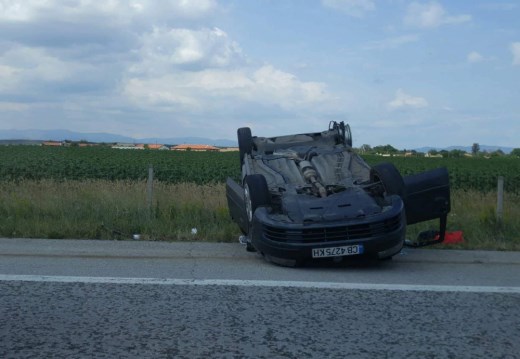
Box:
[42, 141, 63, 147]
[147, 144, 170, 150]
[171, 144, 220, 152]
[112, 143, 143, 150]
[219, 147, 239, 152]
[111, 143, 170, 150]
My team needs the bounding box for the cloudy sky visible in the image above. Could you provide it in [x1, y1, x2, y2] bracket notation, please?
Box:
[0, 0, 519, 148]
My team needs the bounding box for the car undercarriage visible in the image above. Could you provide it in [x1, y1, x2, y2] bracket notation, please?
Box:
[226, 121, 451, 266]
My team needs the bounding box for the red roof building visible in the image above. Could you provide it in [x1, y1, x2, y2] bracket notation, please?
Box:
[171, 144, 220, 152]
[42, 141, 62, 147]
[147, 144, 169, 150]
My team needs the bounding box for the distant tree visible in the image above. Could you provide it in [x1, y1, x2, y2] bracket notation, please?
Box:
[440, 150, 449, 158]
[360, 144, 372, 153]
[471, 143, 480, 156]
[373, 145, 383, 153]
[373, 144, 398, 154]
[387, 145, 398, 154]
[449, 149, 465, 158]
[511, 148, 520, 157]
[428, 149, 439, 156]
[490, 149, 505, 157]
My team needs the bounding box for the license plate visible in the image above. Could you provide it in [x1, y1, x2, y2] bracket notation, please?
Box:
[312, 245, 364, 258]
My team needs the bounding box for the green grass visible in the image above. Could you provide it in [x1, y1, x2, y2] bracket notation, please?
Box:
[407, 190, 520, 250]
[0, 180, 519, 250]
[0, 180, 238, 242]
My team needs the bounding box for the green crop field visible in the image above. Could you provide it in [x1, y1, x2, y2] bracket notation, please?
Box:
[1, 146, 519, 192]
[363, 155, 520, 194]
[0, 146, 238, 184]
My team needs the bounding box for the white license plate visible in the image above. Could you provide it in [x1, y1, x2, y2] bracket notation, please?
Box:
[312, 245, 364, 258]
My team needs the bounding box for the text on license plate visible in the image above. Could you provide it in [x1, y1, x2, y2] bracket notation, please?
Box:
[312, 245, 364, 258]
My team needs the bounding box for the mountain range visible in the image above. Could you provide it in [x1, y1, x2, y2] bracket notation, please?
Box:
[414, 145, 515, 155]
[0, 129, 516, 153]
[0, 129, 238, 147]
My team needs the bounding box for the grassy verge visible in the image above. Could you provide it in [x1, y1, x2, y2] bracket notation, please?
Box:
[0, 180, 519, 250]
[0, 180, 238, 242]
[407, 189, 520, 250]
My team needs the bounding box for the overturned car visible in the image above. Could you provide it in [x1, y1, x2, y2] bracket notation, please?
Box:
[226, 121, 450, 266]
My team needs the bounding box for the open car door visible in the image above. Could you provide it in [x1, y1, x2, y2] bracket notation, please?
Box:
[403, 167, 451, 246]
[225, 178, 249, 235]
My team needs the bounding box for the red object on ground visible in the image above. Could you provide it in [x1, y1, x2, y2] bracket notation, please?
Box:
[434, 231, 464, 244]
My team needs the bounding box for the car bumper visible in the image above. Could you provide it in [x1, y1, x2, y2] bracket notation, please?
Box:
[250, 202, 406, 263]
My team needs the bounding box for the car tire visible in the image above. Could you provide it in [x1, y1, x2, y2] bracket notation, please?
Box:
[344, 123, 352, 147]
[370, 162, 406, 198]
[337, 122, 353, 147]
[237, 127, 253, 165]
[243, 174, 270, 223]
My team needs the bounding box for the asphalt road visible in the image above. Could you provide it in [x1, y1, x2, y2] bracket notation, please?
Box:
[1, 238, 519, 358]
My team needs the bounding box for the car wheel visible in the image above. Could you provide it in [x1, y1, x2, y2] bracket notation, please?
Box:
[370, 162, 406, 198]
[238, 127, 253, 165]
[344, 123, 352, 147]
[244, 174, 270, 223]
[337, 122, 353, 147]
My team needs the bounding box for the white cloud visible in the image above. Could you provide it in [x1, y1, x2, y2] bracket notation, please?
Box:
[0, 0, 42, 21]
[251, 66, 332, 107]
[0, 0, 343, 140]
[127, 24, 334, 112]
[467, 51, 484, 63]
[0, 64, 18, 78]
[0, 47, 62, 91]
[388, 89, 428, 109]
[364, 34, 419, 50]
[0, 0, 217, 22]
[321, 0, 375, 17]
[511, 42, 520, 66]
[132, 27, 244, 74]
[124, 65, 335, 112]
[0, 45, 115, 96]
[404, 1, 471, 28]
[0, 0, 221, 66]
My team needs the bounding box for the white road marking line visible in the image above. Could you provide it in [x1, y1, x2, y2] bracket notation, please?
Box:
[1, 274, 519, 293]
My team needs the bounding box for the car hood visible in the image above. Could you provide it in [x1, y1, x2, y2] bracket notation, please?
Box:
[281, 187, 386, 223]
